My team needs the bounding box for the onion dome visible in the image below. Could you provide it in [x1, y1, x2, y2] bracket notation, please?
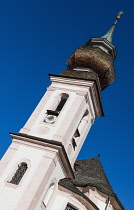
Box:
[66, 12, 123, 90]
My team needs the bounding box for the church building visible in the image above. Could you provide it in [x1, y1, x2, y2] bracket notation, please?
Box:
[0, 12, 124, 210]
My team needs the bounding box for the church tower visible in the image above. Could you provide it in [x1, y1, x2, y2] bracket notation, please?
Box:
[0, 12, 124, 210]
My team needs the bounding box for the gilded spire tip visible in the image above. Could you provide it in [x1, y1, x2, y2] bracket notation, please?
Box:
[115, 11, 124, 24]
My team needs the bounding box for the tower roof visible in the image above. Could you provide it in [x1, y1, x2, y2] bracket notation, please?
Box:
[73, 158, 114, 195]
[102, 11, 124, 43]
[59, 158, 125, 210]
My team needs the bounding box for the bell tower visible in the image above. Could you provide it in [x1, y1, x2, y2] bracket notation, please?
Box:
[0, 12, 124, 210]
[19, 68, 103, 167]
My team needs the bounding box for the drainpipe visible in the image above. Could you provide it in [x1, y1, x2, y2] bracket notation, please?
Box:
[105, 196, 110, 210]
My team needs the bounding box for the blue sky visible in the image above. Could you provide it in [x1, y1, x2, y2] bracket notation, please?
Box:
[0, 0, 133, 209]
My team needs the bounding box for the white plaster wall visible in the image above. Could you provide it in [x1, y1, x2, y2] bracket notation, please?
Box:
[82, 187, 117, 210]
[50, 191, 87, 210]
[35, 162, 65, 210]
[28, 89, 80, 140]
[19, 89, 54, 134]
[69, 105, 93, 165]
[0, 140, 65, 210]
[20, 80, 96, 148]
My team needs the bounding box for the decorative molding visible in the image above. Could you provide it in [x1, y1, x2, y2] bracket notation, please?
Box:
[47, 85, 87, 97]
[50, 75, 93, 85]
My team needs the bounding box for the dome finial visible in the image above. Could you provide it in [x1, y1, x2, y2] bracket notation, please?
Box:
[102, 11, 124, 43]
[115, 11, 124, 24]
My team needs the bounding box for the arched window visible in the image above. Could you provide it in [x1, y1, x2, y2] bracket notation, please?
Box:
[72, 110, 89, 150]
[45, 93, 69, 123]
[55, 93, 69, 113]
[43, 183, 55, 207]
[9, 162, 28, 185]
[72, 138, 77, 150]
[78, 110, 89, 133]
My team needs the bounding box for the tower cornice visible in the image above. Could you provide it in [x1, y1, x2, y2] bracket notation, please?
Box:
[85, 37, 117, 59]
[10, 132, 75, 179]
[49, 73, 104, 117]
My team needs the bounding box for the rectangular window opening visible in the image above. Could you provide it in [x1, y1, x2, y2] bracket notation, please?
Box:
[72, 138, 77, 150]
[65, 204, 78, 210]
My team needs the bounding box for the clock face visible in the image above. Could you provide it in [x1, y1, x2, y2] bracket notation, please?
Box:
[44, 115, 57, 124]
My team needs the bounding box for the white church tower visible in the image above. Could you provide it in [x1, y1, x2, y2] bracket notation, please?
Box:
[0, 13, 124, 210]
